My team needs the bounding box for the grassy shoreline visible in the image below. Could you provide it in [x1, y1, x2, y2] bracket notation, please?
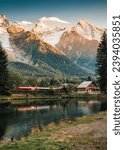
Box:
[0, 93, 106, 108]
[0, 111, 107, 150]
[0, 93, 106, 101]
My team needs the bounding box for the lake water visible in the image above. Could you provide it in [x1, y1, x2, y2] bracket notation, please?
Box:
[0, 99, 107, 140]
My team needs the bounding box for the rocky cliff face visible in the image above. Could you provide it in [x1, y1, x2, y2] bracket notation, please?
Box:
[0, 15, 105, 77]
[56, 19, 105, 72]
[7, 25, 87, 77]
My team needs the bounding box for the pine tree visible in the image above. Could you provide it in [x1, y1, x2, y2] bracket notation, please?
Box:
[96, 32, 107, 94]
[87, 76, 92, 81]
[0, 43, 10, 95]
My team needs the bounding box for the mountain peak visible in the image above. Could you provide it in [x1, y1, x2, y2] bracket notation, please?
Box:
[78, 18, 92, 26]
[39, 17, 69, 24]
[0, 14, 9, 27]
[36, 17, 71, 29]
[79, 18, 89, 23]
[72, 18, 104, 41]
[32, 17, 71, 46]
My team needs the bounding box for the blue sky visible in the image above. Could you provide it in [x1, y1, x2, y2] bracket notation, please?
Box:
[0, 0, 106, 27]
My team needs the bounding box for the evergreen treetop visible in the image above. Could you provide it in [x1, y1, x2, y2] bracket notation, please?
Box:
[96, 32, 107, 94]
[0, 43, 10, 95]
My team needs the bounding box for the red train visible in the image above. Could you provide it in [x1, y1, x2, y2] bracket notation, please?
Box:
[16, 87, 43, 91]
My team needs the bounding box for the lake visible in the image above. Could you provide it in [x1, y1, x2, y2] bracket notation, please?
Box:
[0, 99, 107, 140]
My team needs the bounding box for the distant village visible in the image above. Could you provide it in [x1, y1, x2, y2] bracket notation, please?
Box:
[16, 81, 100, 95]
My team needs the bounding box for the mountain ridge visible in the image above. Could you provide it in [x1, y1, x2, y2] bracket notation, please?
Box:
[7, 25, 88, 77]
[56, 19, 105, 72]
[0, 14, 105, 77]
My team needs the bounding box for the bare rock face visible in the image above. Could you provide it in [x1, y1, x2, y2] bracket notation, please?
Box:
[56, 19, 105, 71]
[7, 25, 85, 76]
[7, 25, 24, 34]
[0, 15, 105, 76]
[57, 19, 104, 58]
[7, 25, 65, 56]
[57, 30, 99, 58]
[0, 15, 9, 27]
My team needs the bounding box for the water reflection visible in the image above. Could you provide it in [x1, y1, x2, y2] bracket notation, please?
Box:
[0, 99, 106, 140]
[0, 113, 7, 139]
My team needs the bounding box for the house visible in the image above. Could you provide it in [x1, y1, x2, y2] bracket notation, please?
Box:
[77, 81, 100, 94]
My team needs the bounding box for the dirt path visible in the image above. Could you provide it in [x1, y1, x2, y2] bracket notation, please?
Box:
[50, 112, 107, 150]
[61, 115, 106, 137]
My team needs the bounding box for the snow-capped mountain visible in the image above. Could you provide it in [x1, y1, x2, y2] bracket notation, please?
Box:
[7, 25, 86, 76]
[56, 19, 105, 72]
[11, 21, 34, 31]
[32, 17, 71, 46]
[33, 26, 67, 46]
[36, 17, 70, 28]
[0, 14, 106, 76]
[71, 19, 104, 41]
